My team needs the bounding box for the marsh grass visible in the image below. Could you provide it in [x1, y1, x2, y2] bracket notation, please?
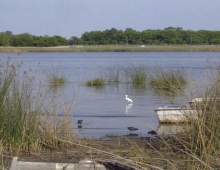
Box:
[125, 64, 148, 85]
[86, 78, 105, 86]
[182, 83, 220, 169]
[0, 57, 76, 157]
[1, 45, 220, 52]
[149, 68, 187, 91]
[100, 65, 121, 84]
[85, 65, 187, 92]
[44, 69, 68, 87]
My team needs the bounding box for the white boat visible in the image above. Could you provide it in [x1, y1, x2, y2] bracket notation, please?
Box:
[155, 105, 197, 123]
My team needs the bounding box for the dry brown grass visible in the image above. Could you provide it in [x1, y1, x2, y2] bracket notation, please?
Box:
[1, 45, 220, 52]
[18, 137, 174, 170]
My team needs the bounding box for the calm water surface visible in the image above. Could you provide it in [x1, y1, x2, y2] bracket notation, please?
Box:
[0, 52, 219, 138]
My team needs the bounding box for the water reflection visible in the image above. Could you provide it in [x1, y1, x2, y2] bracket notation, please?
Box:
[86, 86, 105, 93]
[153, 88, 184, 97]
[125, 103, 133, 113]
[156, 123, 188, 136]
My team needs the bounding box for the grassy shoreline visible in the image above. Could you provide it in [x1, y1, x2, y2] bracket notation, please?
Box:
[1, 45, 220, 52]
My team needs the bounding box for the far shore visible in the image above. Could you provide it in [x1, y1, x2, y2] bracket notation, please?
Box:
[0, 45, 220, 53]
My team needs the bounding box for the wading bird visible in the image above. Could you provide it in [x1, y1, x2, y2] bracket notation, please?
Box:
[127, 127, 138, 134]
[125, 95, 133, 103]
[78, 120, 82, 125]
[148, 130, 157, 135]
[78, 120, 83, 128]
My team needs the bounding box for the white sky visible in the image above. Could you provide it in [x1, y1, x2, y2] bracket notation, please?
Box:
[0, 0, 220, 39]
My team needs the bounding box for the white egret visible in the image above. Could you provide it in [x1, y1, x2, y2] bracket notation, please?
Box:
[125, 95, 133, 103]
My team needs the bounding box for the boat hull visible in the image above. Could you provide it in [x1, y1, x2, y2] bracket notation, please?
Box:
[155, 107, 197, 123]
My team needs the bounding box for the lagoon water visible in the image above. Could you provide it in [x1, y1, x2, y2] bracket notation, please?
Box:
[0, 52, 220, 138]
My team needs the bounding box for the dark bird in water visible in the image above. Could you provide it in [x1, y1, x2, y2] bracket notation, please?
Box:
[77, 120, 83, 128]
[78, 120, 82, 125]
[148, 130, 157, 135]
[127, 127, 138, 134]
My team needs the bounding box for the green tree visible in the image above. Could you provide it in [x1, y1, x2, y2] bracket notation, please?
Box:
[69, 36, 79, 45]
[209, 31, 220, 44]
[10, 33, 33, 46]
[4, 31, 13, 37]
[124, 28, 138, 45]
[0, 33, 10, 46]
[53, 35, 68, 46]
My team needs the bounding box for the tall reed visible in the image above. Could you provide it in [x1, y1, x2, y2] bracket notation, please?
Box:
[100, 65, 121, 84]
[0, 57, 75, 157]
[125, 64, 148, 85]
[182, 82, 220, 169]
[149, 67, 187, 91]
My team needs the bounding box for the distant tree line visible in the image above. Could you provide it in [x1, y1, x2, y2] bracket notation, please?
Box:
[1, 27, 220, 47]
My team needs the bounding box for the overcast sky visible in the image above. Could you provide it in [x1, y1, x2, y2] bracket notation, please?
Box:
[1, 0, 220, 39]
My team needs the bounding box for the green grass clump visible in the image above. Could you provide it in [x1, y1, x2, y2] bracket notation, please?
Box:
[50, 76, 67, 86]
[86, 78, 105, 86]
[125, 64, 148, 85]
[44, 69, 68, 87]
[132, 73, 147, 84]
[149, 68, 187, 90]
